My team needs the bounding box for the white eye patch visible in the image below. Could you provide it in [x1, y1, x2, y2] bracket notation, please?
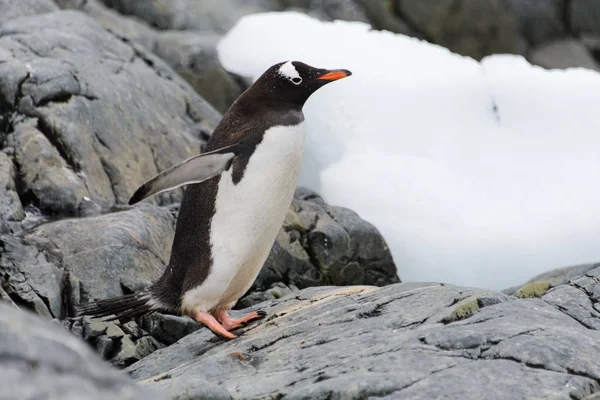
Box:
[279, 61, 302, 84]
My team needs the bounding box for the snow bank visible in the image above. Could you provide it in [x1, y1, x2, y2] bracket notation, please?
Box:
[217, 12, 600, 290]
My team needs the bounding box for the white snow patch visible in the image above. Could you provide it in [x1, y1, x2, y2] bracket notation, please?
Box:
[217, 12, 600, 290]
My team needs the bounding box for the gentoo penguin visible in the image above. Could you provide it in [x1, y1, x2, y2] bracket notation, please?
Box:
[77, 61, 352, 340]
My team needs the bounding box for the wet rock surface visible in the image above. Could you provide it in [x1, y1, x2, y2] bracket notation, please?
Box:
[128, 282, 600, 400]
[0, 302, 162, 400]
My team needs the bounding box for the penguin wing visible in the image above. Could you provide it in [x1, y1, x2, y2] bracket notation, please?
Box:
[129, 143, 247, 205]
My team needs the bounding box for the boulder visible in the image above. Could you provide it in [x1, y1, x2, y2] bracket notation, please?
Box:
[571, 0, 600, 36]
[0, 302, 162, 400]
[151, 31, 244, 113]
[0, 151, 25, 234]
[238, 188, 399, 307]
[100, 0, 278, 32]
[127, 282, 600, 399]
[54, 1, 250, 113]
[503, 262, 600, 295]
[54, 0, 158, 50]
[542, 264, 600, 329]
[139, 313, 201, 346]
[581, 33, 600, 62]
[502, 0, 566, 45]
[0, 204, 175, 319]
[0, 0, 59, 25]
[395, 0, 528, 60]
[530, 39, 600, 71]
[279, 0, 371, 24]
[0, 282, 17, 308]
[360, 0, 416, 36]
[66, 316, 164, 368]
[0, 10, 220, 220]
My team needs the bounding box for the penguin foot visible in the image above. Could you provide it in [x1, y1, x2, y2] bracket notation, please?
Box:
[215, 310, 267, 331]
[194, 311, 237, 341]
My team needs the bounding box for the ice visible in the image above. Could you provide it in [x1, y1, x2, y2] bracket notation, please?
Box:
[217, 12, 600, 290]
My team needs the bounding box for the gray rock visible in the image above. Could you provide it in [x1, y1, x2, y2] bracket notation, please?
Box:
[1, 185, 396, 363]
[503, 262, 600, 295]
[571, 0, 600, 36]
[140, 313, 201, 346]
[82, 316, 111, 339]
[0, 151, 24, 234]
[502, 0, 566, 45]
[0, 281, 17, 308]
[542, 265, 600, 329]
[0, 205, 175, 319]
[265, 190, 398, 288]
[0, 302, 162, 400]
[71, 315, 165, 367]
[236, 282, 298, 309]
[122, 320, 145, 339]
[396, 0, 528, 60]
[127, 282, 600, 399]
[531, 39, 600, 70]
[135, 336, 164, 359]
[1, 188, 395, 319]
[151, 31, 243, 113]
[238, 190, 399, 309]
[279, 0, 371, 24]
[101, 0, 278, 32]
[0, 0, 59, 25]
[96, 335, 117, 359]
[113, 334, 144, 368]
[356, 0, 415, 36]
[0, 10, 220, 217]
[582, 33, 600, 61]
[55, 0, 158, 50]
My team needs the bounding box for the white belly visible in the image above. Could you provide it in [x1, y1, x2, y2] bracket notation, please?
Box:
[181, 122, 305, 314]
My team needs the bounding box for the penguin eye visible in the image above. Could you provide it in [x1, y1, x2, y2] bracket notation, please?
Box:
[291, 77, 302, 85]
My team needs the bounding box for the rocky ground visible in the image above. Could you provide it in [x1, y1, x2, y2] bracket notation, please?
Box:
[1, 0, 600, 399]
[0, 301, 159, 400]
[128, 279, 600, 400]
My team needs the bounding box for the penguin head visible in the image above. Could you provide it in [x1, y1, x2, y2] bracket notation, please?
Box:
[253, 61, 352, 109]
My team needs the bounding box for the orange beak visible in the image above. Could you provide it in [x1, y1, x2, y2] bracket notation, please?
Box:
[316, 69, 352, 81]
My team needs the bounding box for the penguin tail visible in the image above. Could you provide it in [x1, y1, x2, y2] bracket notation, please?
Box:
[76, 291, 156, 322]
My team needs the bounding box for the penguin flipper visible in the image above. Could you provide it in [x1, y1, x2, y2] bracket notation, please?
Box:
[129, 144, 246, 205]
